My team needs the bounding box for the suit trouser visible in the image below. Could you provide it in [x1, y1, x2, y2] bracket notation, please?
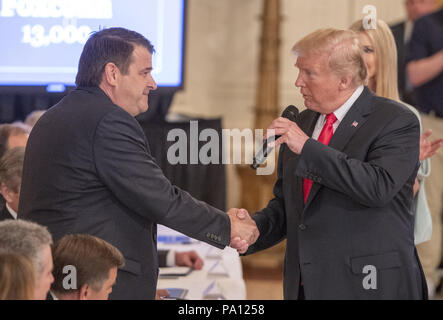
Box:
[416, 113, 443, 286]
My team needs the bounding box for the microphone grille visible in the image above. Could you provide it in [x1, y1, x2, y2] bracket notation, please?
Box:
[282, 105, 299, 122]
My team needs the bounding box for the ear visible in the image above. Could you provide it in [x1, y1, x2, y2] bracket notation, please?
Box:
[0, 183, 12, 203]
[78, 284, 90, 300]
[339, 75, 353, 90]
[102, 62, 120, 87]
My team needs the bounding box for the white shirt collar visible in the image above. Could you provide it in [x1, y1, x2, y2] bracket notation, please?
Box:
[49, 291, 59, 300]
[333, 85, 364, 122]
[318, 85, 364, 124]
[404, 20, 414, 44]
[312, 86, 364, 140]
[6, 203, 17, 220]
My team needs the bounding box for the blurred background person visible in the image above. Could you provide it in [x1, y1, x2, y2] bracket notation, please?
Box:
[0, 122, 30, 207]
[391, 0, 439, 105]
[406, 1, 443, 117]
[350, 18, 443, 297]
[0, 252, 35, 300]
[50, 234, 124, 300]
[406, 0, 443, 295]
[0, 147, 25, 220]
[0, 123, 30, 159]
[24, 110, 46, 129]
[0, 220, 54, 300]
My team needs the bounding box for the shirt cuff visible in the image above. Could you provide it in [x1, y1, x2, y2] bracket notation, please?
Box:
[166, 250, 176, 267]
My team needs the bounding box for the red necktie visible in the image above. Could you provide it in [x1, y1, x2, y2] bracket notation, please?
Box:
[303, 113, 337, 204]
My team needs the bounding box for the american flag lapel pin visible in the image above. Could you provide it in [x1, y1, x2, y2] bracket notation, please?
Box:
[352, 121, 359, 128]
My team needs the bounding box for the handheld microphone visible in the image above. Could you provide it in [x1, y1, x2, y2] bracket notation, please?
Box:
[251, 105, 299, 169]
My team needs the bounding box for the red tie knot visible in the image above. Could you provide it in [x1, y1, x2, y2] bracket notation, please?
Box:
[325, 113, 337, 124]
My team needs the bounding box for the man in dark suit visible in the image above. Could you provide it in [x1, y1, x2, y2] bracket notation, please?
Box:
[18, 27, 258, 300]
[235, 28, 427, 299]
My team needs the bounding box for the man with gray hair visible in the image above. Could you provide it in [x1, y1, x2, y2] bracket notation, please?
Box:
[234, 28, 427, 299]
[0, 147, 25, 220]
[0, 220, 54, 300]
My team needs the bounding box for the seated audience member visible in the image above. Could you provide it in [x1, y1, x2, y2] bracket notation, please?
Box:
[159, 249, 204, 270]
[0, 252, 35, 300]
[156, 249, 204, 300]
[0, 123, 30, 159]
[0, 123, 29, 207]
[0, 220, 54, 300]
[25, 110, 46, 129]
[50, 234, 124, 300]
[0, 147, 25, 220]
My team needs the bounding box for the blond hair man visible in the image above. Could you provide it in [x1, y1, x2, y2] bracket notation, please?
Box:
[234, 28, 427, 299]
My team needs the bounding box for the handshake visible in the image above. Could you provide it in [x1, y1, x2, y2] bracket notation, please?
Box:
[227, 208, 260, 254]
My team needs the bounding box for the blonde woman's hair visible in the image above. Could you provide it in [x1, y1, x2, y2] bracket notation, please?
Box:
[349, 19, 400, 101]
[292, 28, 368, 88]
[0, 252, 35, 300]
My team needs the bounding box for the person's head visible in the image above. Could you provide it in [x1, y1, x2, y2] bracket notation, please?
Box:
[405, 0, 437, 21]
[0, 252, 35, 300]
[25, 110, 46, 128]
[0, 123, 30, 159]
[350, 19, 400, 101]
[0, 220, 53, 300]
[292, 28, 367, 114]
[75, 27, 157, 117]
[51, 234, 124, 300]
[0, 147, 25, 213]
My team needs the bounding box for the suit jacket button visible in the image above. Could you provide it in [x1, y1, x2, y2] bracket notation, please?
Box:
[299, 224, 307, 231]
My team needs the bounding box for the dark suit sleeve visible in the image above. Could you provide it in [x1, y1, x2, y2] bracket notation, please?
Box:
[92, 109, 231, 249]
[296, 111, 420, 208]
[246, 146, 287, 254]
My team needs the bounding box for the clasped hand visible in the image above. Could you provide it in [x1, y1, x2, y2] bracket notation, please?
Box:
[228, 208, 259, 254]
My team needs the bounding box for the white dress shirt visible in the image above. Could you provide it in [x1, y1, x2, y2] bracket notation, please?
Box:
[6, 203, 17, 220]
[311, 86, 364, 141]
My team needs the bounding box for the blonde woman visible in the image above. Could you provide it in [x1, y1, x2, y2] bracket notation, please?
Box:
[349, 20, 442, 165]
[0, 252, 35, 300]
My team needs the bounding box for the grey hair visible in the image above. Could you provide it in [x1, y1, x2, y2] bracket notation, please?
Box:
[0, 220, 53, 277]
[25, 111, 46, 128]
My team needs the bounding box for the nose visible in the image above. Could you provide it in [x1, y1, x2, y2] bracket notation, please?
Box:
[295, 72, 304, 88]
[147, 74, 157, 91]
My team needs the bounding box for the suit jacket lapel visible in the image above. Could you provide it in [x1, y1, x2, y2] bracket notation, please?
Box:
[303, 87, 374, 210]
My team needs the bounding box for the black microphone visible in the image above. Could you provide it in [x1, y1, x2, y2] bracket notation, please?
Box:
[251, 105, 299, 169]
